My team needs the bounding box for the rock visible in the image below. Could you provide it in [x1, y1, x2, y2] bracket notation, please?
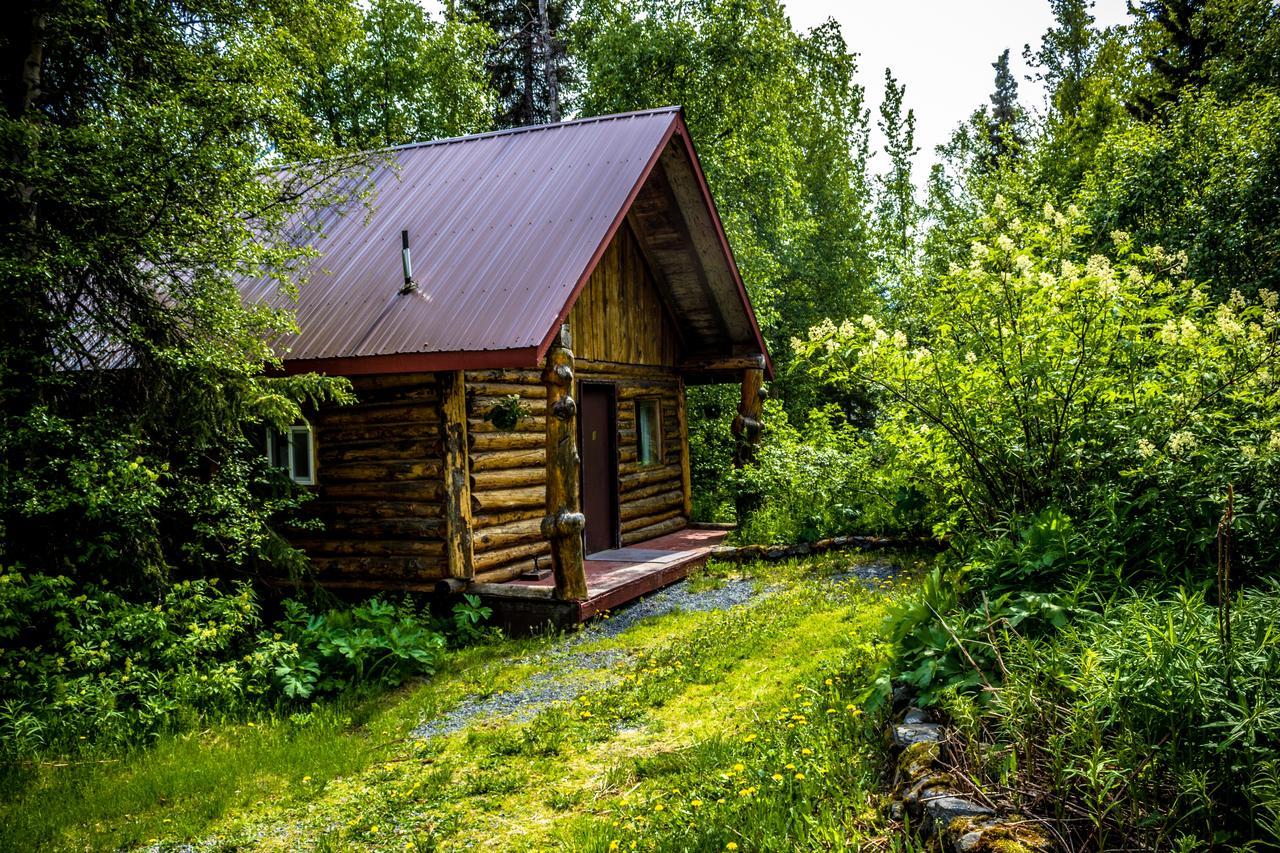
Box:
[891, 722, 944, 748]
[922, 795, 994, 834]
[901, 706, 931, 725]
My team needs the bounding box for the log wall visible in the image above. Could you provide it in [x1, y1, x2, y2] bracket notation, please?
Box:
[298, 372, 449, 584]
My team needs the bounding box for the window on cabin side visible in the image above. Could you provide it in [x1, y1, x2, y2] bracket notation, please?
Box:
[265, 424, 316, 485]
[636, 398, 662, 466]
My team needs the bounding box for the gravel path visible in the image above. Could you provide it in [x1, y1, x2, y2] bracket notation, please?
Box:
[412, 560, 896, 741]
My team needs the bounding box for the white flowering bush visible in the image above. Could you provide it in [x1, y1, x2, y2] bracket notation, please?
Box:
[795, 202, 1280, 581]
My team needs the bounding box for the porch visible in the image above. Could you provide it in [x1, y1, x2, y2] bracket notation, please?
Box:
[468, 527, 729, 631]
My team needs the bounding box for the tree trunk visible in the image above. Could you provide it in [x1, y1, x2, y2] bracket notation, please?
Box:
[541, 324, 587, 601]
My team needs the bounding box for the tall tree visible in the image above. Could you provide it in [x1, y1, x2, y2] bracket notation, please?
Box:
[457, 0, 576, 127]
[1027, 0, 1098, 119]
[0, 0, 356, 586]
[986, 49, 1023, 166]
[874, 69, 919, 305]
[301, 0, 495, 148]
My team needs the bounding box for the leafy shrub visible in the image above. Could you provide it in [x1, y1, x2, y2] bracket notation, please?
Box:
[263, 597, 445, 700]
[945, 583, 1280, 848]
[731, 401, 930, 544]
[0, 569, 482, 759]
[797, 203, 1280, 582]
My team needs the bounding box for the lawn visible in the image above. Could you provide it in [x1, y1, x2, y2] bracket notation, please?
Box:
[0, 553, 919, 851]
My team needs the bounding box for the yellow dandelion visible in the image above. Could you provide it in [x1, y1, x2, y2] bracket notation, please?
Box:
[370, 825, 379, 834]
[302, 776, 312, 783]
[785, 763, 795, 770]
[824, 678, 833, 686]
[733, 762, 745, 773]
[691, 799, 703, 808]
[610, 842, 620, 852]
[771, 773, 784, 782]
[581, 711, 593, 719]
[727, 844, 739, 851]
[794, 772, 805, 780]
[742, 733, 757, 743]
[801, 748, 812, 756]
[654, 803, 664, 812]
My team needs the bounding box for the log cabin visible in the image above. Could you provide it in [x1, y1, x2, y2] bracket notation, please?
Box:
[241, 107, 772, 624]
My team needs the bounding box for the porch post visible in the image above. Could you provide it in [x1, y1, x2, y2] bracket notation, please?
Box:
[732, 363, 765, 468]
[541, 324, 588, 601]
[439, 370, 474, 580]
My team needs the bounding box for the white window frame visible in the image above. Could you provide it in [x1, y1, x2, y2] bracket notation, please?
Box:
[265, 424, 316, 485]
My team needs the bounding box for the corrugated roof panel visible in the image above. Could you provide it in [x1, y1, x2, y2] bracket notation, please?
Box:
[241, 108, 681, 364]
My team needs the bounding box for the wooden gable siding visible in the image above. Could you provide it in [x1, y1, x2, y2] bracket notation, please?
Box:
[568, 221, 681, 367]
[296, 372, 449, 586]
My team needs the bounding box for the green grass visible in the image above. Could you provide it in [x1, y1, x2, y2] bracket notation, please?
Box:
[0, 553, 918, 851]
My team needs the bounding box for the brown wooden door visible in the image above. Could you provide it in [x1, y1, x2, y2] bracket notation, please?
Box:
[579, 383, 618, 555]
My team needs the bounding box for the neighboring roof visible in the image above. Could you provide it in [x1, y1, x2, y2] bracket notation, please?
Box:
[241, 107, 770, 377]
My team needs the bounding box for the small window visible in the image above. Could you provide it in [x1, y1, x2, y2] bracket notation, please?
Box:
[636, 398, 662, 466]
[265, 424, 316, 485]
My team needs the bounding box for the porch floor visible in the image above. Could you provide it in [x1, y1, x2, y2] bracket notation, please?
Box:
[470, 528, 729, 628]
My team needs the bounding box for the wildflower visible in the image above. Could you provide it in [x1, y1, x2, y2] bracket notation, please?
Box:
[965, 351, 977, 364]
[785, 763, 796, 770]
[654, 804, 664, 812]
[1261, 288, 1278, 310]
[1168, 431, 1198, 457]
[691, 799, 703, 808]
[727, 844, 739, 851]
[302, 776, 312, 783]
[891, 329, 908, 349]
[1137, 439, 1156, 460]
[995, 234, 1015, 253]
[794, 772, 805, 780]
[824, 679, 833, 686]
[772, 773, 784, 782]
[733, 763, 746, 773]
[370, 825, 379, 834]
[742, 733, 756, 743]
[610, 842, 620, 851]
[801, 748, 813, 756]
[581, 711, 593, 719]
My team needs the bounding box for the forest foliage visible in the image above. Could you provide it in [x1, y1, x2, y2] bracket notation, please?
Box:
[3, 0, 1280, 844]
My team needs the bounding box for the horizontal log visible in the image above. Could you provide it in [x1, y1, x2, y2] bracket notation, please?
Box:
[467, 416, 543, 435]
[463, 369, 542, 384]
[317, 423, 440, 446]
[320, 460, 441, 483]
[620, 491, 683, 522]
[617, 383, 679, 399]
[620, 466, 679, 489]
[467, 381, 544, 398]
[318, 403, 441, 427]
[621, 507, 684, 534]
[621, 515, 688, 546]
[471, 466, 544, 491]
[293, 538, 445, 557]
[470, 431, 544, 452]
[472, 508, 546, 531]
[679, 354, 766, 372]
[346, 382, 439, 405]
[349, 372, 438, 391]
[307, 500, 442, 520]
[320, 481, 442, 502]
[471, 485, 544, 513]
[575, 360, 679, 379]
[471, 517, 543, 551]
[318, 440, 439, 464]
[470, 448, 545, 472]
[310, 517, 445, 538]
[472, 559, 542, 585]
[620, 475, 682, 502]
[472, 540, 551, 572]
[307, 555, 447, 580]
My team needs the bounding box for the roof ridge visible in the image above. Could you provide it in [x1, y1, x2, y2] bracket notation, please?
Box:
[383, 106, 683, 154]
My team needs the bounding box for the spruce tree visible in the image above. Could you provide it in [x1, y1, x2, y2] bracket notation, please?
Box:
[986, 49, 1022, 167]
[456, 0, 576, 127]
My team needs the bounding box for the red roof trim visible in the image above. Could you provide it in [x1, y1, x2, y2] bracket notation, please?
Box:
[283, 346, 540, 377]
[668, 116, 775, 379]
[535, 115, 681, 360]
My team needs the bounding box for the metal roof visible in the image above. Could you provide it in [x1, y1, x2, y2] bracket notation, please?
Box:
[240, 107, 769, 375]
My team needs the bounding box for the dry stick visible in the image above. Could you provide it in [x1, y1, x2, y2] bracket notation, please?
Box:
[1217, 484, 1235, 697]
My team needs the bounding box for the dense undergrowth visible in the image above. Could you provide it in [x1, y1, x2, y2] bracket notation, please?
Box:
[0, 568, 492, 762]
[0, 556, 916, 851]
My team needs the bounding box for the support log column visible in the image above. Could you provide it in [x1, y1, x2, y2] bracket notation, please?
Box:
[732, 366, 765, 468]
[439, 370, 474, 580]
[541, 325, 588, 601]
